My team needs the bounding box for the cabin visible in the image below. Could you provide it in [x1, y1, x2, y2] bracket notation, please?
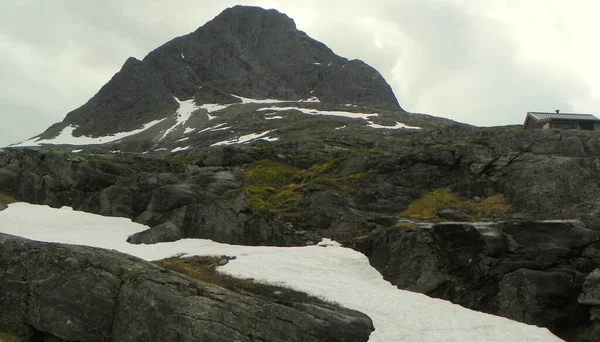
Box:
[523, 110, 600, 131]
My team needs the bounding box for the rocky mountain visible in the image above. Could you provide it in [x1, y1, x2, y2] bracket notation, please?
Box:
[13, 5, 456, 154]
[5, 4, 600, 342]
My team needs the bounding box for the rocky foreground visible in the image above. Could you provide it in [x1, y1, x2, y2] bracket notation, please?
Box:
[0, 233, 373, 341]
[5, 126, 600, 340]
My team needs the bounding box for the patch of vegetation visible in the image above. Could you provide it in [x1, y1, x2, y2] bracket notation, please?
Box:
[0, 332, 22, 342]
[309, 172, 366, 195]
[399, 187, 510, 221]
[393, 222, 418, 230]
[155, 256, 330, 305]
[245, 160, 303, 188]
[0, 192, 18, 204]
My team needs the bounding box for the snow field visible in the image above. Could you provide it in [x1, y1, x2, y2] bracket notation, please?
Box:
[0, 203, 562, 342]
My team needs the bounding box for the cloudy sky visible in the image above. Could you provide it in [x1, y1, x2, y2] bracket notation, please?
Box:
[2, 0, 600, 146]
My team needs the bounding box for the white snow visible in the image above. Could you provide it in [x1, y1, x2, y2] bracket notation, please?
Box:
[211, 130, 277, 146]
[184, 127, 196, 134]
[170, 146, 191, 153]
[335, 125, 347, 130]
[231, 94, 290, 104]
[180, 53, 185, 59]
[160, 96, 200, 140]
[366, 121, 422, 130]
[232, 94, 320, 104]
[257, 107, 420, 129]
[71, 149, 83, 153]
[175, 137, 189, 142]
[265, 115, 283, 120]
[314, 62, 322, 65]
[0, 203, 562, 342]
[200, 103, 232, 114]
[257, 106, 378, 120]
[298, 96, 320, 103]
[12, 119, 165, 147]
[198, 123, 231, 133]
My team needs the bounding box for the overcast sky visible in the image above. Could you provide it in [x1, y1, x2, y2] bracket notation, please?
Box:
[2, 0, 600, 146]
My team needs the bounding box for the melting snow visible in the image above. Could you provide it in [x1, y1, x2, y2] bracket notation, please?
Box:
[257, 106, 377, 120]
[200, 103, 232, 114]
[211, 130, 277, 146]
[175, 137, 189, 142]
[367, 121, 421, 130]
[198, 123, 231, 133]
[257, 107, 420, 129]
[160, 97, 200, 140]
[171, 146, 191, 153]
[12, 119, 165, 147]
[0, 203, 562, 342]
[184, 127, 196, 134]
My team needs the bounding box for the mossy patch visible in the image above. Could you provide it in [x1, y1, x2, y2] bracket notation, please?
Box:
[0, 192, 18, 204]
[0, 332, 22, 342]
[309, 173, 366, 195]
[155, 256, 330, 305]
[393, 222, 418, 230]
[399, 187, 510, 221]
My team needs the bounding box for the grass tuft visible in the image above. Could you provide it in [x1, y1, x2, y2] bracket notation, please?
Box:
[0, 332, 22, 342]
[399, 187, 510, 221]
[155, 256, 330, 305]
[0, 192, 18, 204]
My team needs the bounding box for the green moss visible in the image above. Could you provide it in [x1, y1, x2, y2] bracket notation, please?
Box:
[0, 332, 23, 342]
[0, 192, 18, 204]
[399, 187, 510, 221]
[393, 222, 418, 230]
[310, 172, 366, 195]
[245, 160, 302, 188]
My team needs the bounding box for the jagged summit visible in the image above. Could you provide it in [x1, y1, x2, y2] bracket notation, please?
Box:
[15, 6, 458, 152]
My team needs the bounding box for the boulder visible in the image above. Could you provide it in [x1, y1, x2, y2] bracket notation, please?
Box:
[0, 233, 373, 341]
[127, 221, 184, 244]
[0, 200, 7, 212]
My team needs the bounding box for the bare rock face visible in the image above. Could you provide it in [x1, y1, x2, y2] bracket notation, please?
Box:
[0, 233, 373, 341]
[353, 220, 600, 341]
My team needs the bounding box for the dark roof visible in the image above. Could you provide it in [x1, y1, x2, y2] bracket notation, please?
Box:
[527, 112, 600, 121]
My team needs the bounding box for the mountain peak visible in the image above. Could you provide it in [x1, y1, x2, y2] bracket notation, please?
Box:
[24, 6, 409, 145]
[201, 5, 299, 34]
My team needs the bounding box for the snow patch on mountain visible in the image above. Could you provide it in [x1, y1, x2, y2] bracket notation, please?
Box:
[12, 119, 165, 147]
[257, 106, 378, 120]
[211, 131, 278, 146]
[367, 121, 421, 130]
[171, 146, 191, 153]
[160, 97, 201, 140]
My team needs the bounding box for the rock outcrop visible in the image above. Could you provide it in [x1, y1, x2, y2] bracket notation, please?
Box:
[353, 220, 600, 341]
[0, 233, 373, 341]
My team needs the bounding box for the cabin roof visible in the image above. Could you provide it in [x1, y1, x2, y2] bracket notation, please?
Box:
[527, 112, 600, 121]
